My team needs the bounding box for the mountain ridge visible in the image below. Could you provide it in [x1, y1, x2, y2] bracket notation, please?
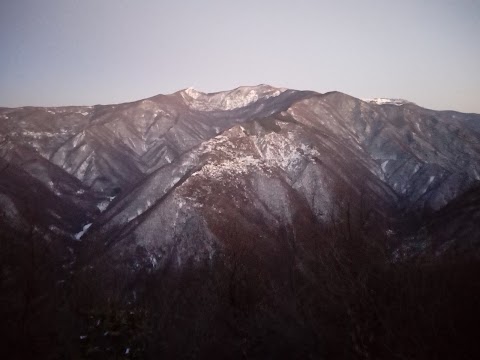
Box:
[1, 85, 479, 265]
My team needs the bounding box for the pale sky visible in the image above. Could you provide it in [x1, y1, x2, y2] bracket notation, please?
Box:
[1, 0, 479, 113]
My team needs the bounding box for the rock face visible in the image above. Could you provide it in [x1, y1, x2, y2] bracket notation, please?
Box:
[1, 85, 479, 269]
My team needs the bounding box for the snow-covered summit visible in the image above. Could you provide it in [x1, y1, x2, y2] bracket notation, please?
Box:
[184, 87, 202, 100]
[363, 98, 413, 106]
[180, 85, 287, 111]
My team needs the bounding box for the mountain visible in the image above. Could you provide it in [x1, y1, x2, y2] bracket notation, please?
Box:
[1, 85, 480, 359]
[2, 85, 479, 262]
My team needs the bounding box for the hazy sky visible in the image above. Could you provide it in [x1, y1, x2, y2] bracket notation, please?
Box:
[1, 0, 479, 112]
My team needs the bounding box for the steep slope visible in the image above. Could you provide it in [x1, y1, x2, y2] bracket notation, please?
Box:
[417, 184, 480, 257]
[294, 92, 480, 211]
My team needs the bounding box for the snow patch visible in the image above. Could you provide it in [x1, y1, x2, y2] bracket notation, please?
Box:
[473, 168, 480, 181]
[74, 223, 92, 240]
[97, 195, 116, 212]
[381, 160, 389, 172]
[97, 201, 109, 212]
[222, 89, 259, 110]
[75, 153, 94, 179]
[185, 87, 202, 99]
[170, 176, 181, 187]
[21, 130, 58, 139]
[363, 98, 411, 106]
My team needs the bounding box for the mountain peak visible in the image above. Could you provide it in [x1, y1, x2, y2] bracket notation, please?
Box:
[179, 84, 289, 111]
[184, 87, 204, 99]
